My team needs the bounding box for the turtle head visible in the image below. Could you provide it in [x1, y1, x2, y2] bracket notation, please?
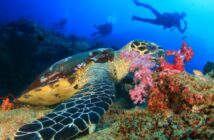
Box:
[121, 40, 165, 61]
[112, 40, 165, 82]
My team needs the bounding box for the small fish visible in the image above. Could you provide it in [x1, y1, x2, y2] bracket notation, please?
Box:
[193, 70, 208, 81]
[193, 70, 203, 76]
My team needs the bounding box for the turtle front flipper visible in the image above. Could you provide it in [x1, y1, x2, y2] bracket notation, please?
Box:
[14, 66, 116, 140]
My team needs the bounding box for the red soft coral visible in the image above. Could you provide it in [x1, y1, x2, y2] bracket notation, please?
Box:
[0, 93, 15, 111]
[159, 42, 194, 73]
[148, 72, 187, 113]
[120, 50, 155, 104]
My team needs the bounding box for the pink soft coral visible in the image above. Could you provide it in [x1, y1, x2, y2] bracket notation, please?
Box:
[159, 42, 194, 74]
[120, 50, 155, 104]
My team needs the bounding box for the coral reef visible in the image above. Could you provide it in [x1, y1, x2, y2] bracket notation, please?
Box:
[115, 108, 214, 140]
[0, 38, 213, 140]
[204, 61, 214, 79]
[148, 72, 214, 114]
[159, 42, 194, 73]
[1, 92, 213, 140]
[1, 98, 14, 111]
[0, 106, 51, 139]
[0, 93, 16, 111]
[120, 50, 156, 104]
[0, 73, 213, 140]
[51, 18, 67, 34]
[204, 61, 214, 74]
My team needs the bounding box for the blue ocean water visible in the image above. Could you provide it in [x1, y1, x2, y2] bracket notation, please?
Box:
[0, 0, 213, 72]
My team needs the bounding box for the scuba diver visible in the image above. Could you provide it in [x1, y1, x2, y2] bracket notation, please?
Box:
[91, 22, 113, 40]
[132, 0, 187, 34]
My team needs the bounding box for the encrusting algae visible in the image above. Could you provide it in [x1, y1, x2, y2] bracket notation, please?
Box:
[0, 106, 51, 139]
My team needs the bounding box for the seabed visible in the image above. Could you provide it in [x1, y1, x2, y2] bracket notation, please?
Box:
[0, 73, 214, 140]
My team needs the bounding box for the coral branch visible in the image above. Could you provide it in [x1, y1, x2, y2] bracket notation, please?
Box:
[159, 42, 194, 73]
[0, 93, 15, 111]
[120, 50, 155, 104]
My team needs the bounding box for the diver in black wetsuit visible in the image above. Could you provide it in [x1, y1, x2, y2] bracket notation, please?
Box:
[91, 22, 113, 40]
[132, 0, 187, 34]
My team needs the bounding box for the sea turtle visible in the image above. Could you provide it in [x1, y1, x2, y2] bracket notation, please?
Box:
[14, 40, 164, 140]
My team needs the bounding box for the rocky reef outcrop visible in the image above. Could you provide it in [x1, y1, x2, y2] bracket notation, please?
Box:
[204, 61, 214, 79]
[0, 19, 108, 96]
